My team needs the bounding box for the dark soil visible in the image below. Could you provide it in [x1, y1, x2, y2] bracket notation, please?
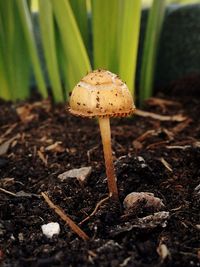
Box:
[0, 91, 199, 267]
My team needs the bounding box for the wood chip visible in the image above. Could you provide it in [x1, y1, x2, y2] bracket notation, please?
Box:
[16, 105, 37, 123]
[45, 142, 64, 153]
[157, 243, 171, 261]
[0, 134, 20, 156]
[0, 123, 18, 142]
[41, 192, 89, 241]
[135, 109, 187, 122]
[37, 150, 48, 166]
[160, 157, 173, 172]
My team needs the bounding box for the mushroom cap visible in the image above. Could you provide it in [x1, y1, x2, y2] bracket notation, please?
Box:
[69, 69, 136, 118]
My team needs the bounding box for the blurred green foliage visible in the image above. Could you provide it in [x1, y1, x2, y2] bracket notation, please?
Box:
[0, 0, 199, 103]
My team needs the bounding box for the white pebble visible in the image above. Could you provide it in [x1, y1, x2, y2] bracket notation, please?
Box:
[58, 166, 92, 185]
[41, 222, 60, 238]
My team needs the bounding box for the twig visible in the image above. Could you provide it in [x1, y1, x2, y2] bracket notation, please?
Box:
[135, 109, 187, 122]
[41, 192, 89, 241]
[136, 129, 157, 142]
[146, 140, 169, 149]
[79, 195, 110, 225]
[146, 97, 181, 112]
[0, 123, 18, 141]
[171, 119, 192, 134]
[159, 157, 173, 172]
[166, 145, 191, 150]
[146, 97, 181, 107]
[0, 134, 20, 156]
[0, 187, 17, 196]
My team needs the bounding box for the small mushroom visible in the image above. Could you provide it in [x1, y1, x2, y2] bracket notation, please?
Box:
[68, 69, 136, 201]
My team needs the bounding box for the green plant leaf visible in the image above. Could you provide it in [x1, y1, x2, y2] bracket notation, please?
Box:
[0, 0, 31, 100]
[118, 0, 142, 95]
[16, 0, 48, 98]
[0, 1, 12, 100]
[69, 0, 90, 53]
[139, 0, 166, 105]
[0, 47, 11, 100]
[38, 0, 64, 102]
[91, 0, 119, 72]
[50, 0, 91, 92]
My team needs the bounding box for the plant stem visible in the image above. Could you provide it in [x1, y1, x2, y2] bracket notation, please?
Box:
[98, 117, 119, 201]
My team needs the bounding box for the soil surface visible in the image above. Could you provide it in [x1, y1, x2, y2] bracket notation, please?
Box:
[0, 91, 199, 267]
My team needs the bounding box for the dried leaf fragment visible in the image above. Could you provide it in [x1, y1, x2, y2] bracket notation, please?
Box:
[0, 134, 20, 156]
[16, 105, 37, 123]
[45, 142, 65, 153]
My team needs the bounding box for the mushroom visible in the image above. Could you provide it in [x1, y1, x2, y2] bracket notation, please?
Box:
[68, 69, 136, 201]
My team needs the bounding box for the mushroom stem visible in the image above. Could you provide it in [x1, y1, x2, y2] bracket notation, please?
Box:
[98, 117, 119, 201]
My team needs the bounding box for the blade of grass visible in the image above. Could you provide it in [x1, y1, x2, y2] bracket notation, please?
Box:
[118, 0, 141, 94]
[139, 0, 166, 105]
[91, 0, 119, 72]
[16, 0, 48, 98]
[38, 0, 64, 102]
[50, 0, 91, 92]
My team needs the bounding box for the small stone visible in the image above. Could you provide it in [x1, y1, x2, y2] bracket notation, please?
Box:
[123, 192, 165, 211]
[41, 222, 60, 238]
[58, 166, 92, 185]
[18, 233, 24, 242]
